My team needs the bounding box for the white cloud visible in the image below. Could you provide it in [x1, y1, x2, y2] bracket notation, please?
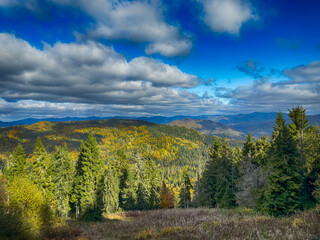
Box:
[283, 61, 320, 83]
[51, 0, 192, 57]
[145, 39, 192, 57]
[0, 33, 223, 120]
[198, 0, 257, 34]
[216, 61, 320, 113]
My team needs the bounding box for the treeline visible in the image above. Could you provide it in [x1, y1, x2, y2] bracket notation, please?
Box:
[1, 133, 177, 238]
[1, 106, 320, 238]
[197, 106, 320, 215]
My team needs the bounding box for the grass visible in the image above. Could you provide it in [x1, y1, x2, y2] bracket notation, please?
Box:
[44, 208, 320, 240]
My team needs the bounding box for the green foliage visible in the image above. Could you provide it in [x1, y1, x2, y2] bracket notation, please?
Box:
[264, 116, 303, 216]
[178, 171, 193, 208]
[7, 177, 53, 238]
[213, 139, 237, 208]
[288, 106, 309, 135]
[3, 143, 27, 180]
[200, 137, 237, 208]
[305, 125, 320, 202]
[52, 144, 75, 218]
[30, 137, 53, 198]
[72, 133, 104, 221]
[103, 167, 120, 213]
[313, 175, 320, 204]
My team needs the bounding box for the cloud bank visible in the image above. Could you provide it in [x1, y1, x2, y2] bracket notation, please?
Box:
[0, 33, 223, 120]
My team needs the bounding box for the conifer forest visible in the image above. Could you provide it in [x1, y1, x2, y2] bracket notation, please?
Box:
[0, 106, 319, 239]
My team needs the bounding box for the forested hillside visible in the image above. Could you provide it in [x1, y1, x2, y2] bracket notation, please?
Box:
[0, 119, 216, 199]
[1, 107, 320, 239]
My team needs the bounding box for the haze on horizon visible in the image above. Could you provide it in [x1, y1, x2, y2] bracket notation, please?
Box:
[0, 0, 319, 121]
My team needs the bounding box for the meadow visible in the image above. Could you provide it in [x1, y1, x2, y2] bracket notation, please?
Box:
[46, 208, 320, 240]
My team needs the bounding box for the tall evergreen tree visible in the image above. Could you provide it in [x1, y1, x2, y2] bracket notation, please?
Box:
[72, 133, 104, 221]
[52, 144, 75, 218]
[116, 150, 136, 211]
[30, 137, 53, 198]
[144, 155, 161, 209]
[178, 171, 192, 208]
[264, 113, 303, 216]
[305, 125, 320, 202]
[214, 139, 237, 208]
[288, 106, 309, 165]
[199, 137, 222, 207]
[102, 167, 120, 213]
[4, 144, 27, 180]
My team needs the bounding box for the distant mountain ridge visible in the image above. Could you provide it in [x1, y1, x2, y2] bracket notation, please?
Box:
[167, 118, 245, 139]
[1, 112, 320, 138]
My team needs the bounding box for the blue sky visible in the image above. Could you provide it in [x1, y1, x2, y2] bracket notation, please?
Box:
[0, 0, 319, 121]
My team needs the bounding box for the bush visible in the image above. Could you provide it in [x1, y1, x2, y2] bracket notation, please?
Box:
[7, 177, 54, 238]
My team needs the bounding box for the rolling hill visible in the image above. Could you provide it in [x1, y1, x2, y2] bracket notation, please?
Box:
[1, 112, 319, 138]
[0, 119, 217, 191]
[167, 118, 245, 139]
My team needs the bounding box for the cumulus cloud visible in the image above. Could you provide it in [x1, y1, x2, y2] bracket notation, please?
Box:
[0, 33, 223, 120]
[283, 61, 320, 83]
[198, 0, 257, 34]
[0, 0, 192, 57]
[145, 39, 192, 57]
[51, 0, 192, 57]
[217, 61, 320, 113]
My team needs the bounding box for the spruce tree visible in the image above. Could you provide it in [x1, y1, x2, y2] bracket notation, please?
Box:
[214, 139, 237, 208]
[265, 113, 303, 216]
[4, 144, 27, 180]
[305, 125, 320, 203]
[72, 133, 104, 221]
[144, 155, 161, 209]
[52, 144, 75, 218]
[178, 171, 192, 208]
[116, 150, 136, 211]
[102, 167, 120, 213]
[199, 137, 222, 207]
[313, 174, 320, 204]
[30, 137, 53, 198]
[288, 106, 309, 166]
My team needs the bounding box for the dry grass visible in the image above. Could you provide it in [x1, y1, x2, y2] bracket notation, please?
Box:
[44, 208, 320, 240]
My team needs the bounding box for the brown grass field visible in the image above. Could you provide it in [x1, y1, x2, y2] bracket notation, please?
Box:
[45, 208, 320, 240]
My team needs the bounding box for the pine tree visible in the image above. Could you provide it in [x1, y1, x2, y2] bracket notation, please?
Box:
[199, 137, 222, 207]
[72, 133, 104, 221]
[4, 144, 27, 180]
[214, 139, 237, 208]
[52, 144, 75, 218]
[116, 150, 136, 211]
[30, 137, 53, 198]
[305, 125, 320, 203]
[313, 174, 320, 205]
[102, 167, 120, 213]
[264, 114, 303, 216]
[178, 171, 192, 208]
[144, 155, 161, 209]
[288, 106, 309, 165]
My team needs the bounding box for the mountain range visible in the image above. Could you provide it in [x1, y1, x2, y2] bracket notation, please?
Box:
[1, 112, 320, 138]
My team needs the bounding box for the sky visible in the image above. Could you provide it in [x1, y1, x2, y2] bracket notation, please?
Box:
[0, 0, 320, 121]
